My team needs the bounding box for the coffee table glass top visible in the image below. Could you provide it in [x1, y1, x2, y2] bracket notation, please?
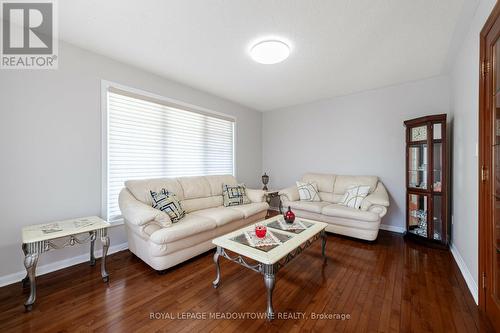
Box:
[231, 231, 292, 252]
[266, 216, 314, 234]
[213, 215, 328, 265]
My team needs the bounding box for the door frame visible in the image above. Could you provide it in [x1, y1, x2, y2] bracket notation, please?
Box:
[479, 0, 500, 316]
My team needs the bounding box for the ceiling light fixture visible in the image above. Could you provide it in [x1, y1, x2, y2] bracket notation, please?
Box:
[250, 40, 290, 64]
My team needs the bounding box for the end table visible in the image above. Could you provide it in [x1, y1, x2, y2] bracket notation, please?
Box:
[21, 216, 110, 311]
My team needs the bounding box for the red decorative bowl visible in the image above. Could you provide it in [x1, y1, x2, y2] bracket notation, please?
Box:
[255, 225, 267, 238]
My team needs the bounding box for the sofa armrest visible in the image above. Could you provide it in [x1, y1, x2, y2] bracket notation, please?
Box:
[361, 182, 390, 212]
[119, 188, 172, 227]
[125, 220, 163, 240]
[368, 205, 388, 218]
[279, 186, 300, 202]
[246, 188, 265, 203]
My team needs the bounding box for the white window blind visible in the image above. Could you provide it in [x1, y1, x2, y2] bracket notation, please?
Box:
[106, 89, 235, 223]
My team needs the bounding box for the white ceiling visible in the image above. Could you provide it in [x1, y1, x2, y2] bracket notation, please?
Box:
[59, 0, 466, 111]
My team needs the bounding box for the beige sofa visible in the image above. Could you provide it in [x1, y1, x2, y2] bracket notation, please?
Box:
[279, 173, 390, 241]
[119, 175, 269, 271]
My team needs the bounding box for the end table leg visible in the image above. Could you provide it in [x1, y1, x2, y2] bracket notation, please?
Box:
[264, 272, 275, 320]
[321, 230, 327, 258]
[24, 252, 39, 311]
[90, 232, 96, 266]
[212, 246, 222, 288]
[101, 235, 110, 282]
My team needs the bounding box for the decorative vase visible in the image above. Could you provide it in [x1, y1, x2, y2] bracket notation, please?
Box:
[284, 206, 295, 224]
[255, 225, 267, 238]
[262, 172, 269, 191]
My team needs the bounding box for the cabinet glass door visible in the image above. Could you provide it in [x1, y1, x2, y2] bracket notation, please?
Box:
[408, 193, 428, 238]
[432, 195, 442, 241]
[433, 142, 443, 192]
[408, 144, 428, 190]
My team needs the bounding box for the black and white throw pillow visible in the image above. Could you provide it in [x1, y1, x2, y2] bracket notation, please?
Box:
[339, 185, 370, 209]
[296, 181, 321, 202]
[150, 189, 185, 223]
[222, 184, 251, 207]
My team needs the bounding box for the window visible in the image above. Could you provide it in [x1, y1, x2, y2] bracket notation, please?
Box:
[103, 85, 235, 223]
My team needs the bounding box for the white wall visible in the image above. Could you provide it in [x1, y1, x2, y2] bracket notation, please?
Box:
[450, 0, 496, 295]
[262, 76, 450, 230]
[0, 41, 262, 282]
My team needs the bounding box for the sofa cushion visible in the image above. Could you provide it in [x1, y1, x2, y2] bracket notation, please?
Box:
[246, 189, 265, 203]
[333, 175, 378, 194]
[205, 175, 238, 196]
[287, 201, 331, 214]
[302, 173, 336, 193]
[227, 202, 269, 218]
[191, 207, 245, 226]
[181, 196, 223, 213]
[178, 176, 212, 199]
[318, 192, 338, 203]
[322, 204, 380, 222]
[126, 178, 184, 204]
[149, 214, 217, 244]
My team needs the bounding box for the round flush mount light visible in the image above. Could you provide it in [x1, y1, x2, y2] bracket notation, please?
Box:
[250, 40, 290, 64]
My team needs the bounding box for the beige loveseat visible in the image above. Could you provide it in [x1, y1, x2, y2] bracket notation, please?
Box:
[119, 175, 269, 271]
[279, 173, 390, 241]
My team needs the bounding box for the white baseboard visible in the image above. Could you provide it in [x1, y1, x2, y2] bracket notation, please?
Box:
[450, 243, 478, 304]
[0, 242, 128, 288]
[379, 224, 405, 234]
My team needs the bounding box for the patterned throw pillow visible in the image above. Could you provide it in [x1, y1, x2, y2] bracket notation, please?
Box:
[339, 185, 371, 209]
[150, 189, 185, 223]
[222, 184, 251, 207]
[296, 181, 321, 202]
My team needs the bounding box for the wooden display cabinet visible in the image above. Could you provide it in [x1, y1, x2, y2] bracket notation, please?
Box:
[404, 114, 450, 248]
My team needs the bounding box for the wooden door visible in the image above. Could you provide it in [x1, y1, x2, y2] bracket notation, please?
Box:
[479, 2, 500, 331]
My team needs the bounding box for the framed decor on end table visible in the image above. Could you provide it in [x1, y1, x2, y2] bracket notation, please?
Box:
[404, 114, 450, 248]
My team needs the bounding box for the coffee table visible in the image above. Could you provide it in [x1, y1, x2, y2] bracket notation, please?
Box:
[211, 215, 328, 320]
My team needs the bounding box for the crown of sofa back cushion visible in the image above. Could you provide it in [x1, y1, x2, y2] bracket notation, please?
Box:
[181, 196, 223, 213]
[302, 173, 336, 193]
[177, 176, 231, 213]
[333, 175, 378, 194]
[204, 174, 238, 196]
[125, 178, 184, 205]
[177, 176, 212, 199]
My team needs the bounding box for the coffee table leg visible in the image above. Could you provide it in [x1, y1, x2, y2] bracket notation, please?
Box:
[101, 235, 110, 282]
[24, 252, 39, 311]
[212, 246, 222, 288]
[264, 271, 275, 320]
[321, 230, 327, 258]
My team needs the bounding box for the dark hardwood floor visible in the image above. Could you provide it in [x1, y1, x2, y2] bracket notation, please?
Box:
[0, 230, 494, 332]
